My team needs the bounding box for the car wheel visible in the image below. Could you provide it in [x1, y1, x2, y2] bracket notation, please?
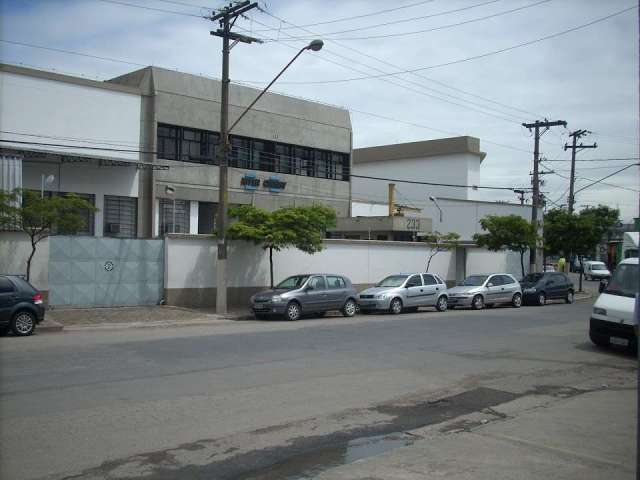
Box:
[342, 299, 357, 317]
[565, 290, 574, 304]
[471, 295, 484, 310]
[284, 302, 301, 321]
[435, 296, 448, 312]
[537, 292, 546, 306]
[512, 293, 522, 308]
[11, 310, 36, 336]
[389, 298, 403, 315]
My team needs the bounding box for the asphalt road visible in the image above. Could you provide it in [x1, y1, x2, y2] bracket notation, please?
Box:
[0, 298, 635, 479]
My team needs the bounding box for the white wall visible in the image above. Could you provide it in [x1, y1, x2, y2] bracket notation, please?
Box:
[466, 247, 530, 279]
[21, 161, 139, 237]
[0, 232, 49, 290]
[351, 153, 481, 206]
[0, 71, 141, 161]
[165, 237, 455, 290]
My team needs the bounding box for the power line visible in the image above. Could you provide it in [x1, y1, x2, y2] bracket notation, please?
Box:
[95, 0, 205, 17]
[252, 0, 437, 31]
[350, 173, 531, 192]
[573, 163, 640, 195]
[543, 157, 639, 162]
[246, 5, 638, 84]
[264, 0, 550, 41]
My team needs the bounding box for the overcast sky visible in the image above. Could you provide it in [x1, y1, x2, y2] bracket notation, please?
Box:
[1, 0, 638, 220]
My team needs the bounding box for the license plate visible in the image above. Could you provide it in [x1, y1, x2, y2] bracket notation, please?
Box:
[610, 337, 629, 346]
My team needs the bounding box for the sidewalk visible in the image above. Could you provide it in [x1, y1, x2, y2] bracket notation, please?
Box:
[44, 305, 251, 332]
[314, 378, 635, 479]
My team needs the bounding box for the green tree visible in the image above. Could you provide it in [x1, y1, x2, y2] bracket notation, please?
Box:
[0, 189, 97, 281]
[544, 208, 609, 261]
[227, 204, 337, 288]
[423, 231, 460, 272]
[473, 215, 538, 278]
[578, 205, 620, 244]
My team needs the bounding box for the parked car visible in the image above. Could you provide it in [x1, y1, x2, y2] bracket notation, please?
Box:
[358, 273, 448, 314]
[447, 274, 522, 310]
[520, 272, 574, 306]
[250, 274, 358, 321]
[0, 275, 45, 336]
[589, 257, 638, 352]
[583, 261, 611, 281]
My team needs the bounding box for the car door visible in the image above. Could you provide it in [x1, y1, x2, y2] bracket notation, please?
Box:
[0, 277, 17, 322]
[302, 275, 329, 312]
[326, 275, 347, 309]
[499, 275, 518, 302]
[404, 274, 424, 306]
[485, 275, 504, 303]
[420, 274, 439, 306]
[549, 273, 566, 299]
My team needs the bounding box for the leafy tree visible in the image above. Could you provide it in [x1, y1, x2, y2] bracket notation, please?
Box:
[544, 208, 608, 260]
[473, 215, 538, 278]
[0, 189, 97, 281]
[423, 231, 460, 272]
[578, 205, 620, 243]
[227, 204, 337, 288]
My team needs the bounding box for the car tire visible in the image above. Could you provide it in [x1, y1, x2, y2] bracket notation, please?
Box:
[436, 295, 448, 312]
[11, 310, 36, 336]
[284, 301, 301, 321]
[389, 298, 403, 315]
[342, 299, 357, 317]
[565, 290, 574, 304]
[471, 295, 484, 310]
[512, 293, 522, 308]
[537, 292, 546, 306]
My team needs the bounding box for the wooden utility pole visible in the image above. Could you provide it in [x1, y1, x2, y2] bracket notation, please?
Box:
[564, 129, 597, 213]
[208, 1, 260, 314]
[522, 119, 567, 272]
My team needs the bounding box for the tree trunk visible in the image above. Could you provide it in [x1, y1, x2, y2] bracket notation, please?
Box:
[26, 238, 37, 282]
[520, 250, 525, 278]
[426, 252, 435, 272]
[269, 246, 274, 289]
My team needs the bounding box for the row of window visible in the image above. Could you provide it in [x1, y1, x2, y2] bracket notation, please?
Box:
[157, 123, 350, 181]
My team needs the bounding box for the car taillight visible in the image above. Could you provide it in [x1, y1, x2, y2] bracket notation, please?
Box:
[33, 293, 43, 305]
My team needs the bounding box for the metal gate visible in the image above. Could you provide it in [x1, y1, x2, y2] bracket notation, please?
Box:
[48, 236, 164, 307]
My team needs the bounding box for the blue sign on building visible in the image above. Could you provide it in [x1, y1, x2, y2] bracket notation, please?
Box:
[264, 176, 287, 193]
[240, 172, 260, 191]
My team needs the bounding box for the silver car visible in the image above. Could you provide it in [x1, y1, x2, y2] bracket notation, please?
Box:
[358, 273, 449, 314]
[250, 274, 359, 321]
[447, 273, 522, 310]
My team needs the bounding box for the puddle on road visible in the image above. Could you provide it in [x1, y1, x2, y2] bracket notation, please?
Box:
[239, 433, 414, 480]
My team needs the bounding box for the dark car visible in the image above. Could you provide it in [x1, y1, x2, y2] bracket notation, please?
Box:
[250, 274, 359, 321]
[0, 275, 45, 336]
[520, 272, 574, 306]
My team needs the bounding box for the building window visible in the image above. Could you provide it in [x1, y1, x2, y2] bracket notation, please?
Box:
[230, 136, 253, 169]
[294, 146, 312, 176]
[157, 124, 179, 160]
[104, 196, 137, 238]
[253, 140, 275, 172]
[275, 143, 292, 174]
[198, 201, 216, 234]
[159, 198, 190, 235]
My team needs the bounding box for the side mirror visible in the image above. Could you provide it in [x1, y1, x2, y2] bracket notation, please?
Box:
[487, 282, 494, 288]
[599, 279, 608, 293]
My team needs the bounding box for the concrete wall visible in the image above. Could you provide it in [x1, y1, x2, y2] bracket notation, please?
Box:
[466, 247, 530, 279]
[351, 153, 481, 205]
[164, 236, 456, 307]
[0, 70, 141, 162]
[0, 232, 49, 293]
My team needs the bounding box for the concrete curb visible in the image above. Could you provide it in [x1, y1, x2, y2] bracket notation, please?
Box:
[61, 316, 246, 332]
[37, 319, 64, 333]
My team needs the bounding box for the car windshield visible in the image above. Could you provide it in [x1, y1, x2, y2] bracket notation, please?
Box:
[275, 275, 310, 290]
[376, 275, 409, 287]
[591, 264, 606, 270]
[522, 273, 544, 283]
[462, 275, 489, 286]
[603, 264, 638, 298]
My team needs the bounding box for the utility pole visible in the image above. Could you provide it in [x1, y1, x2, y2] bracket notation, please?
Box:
[522, 119, 567, 273]
[564, 129, 597, 213]
[514, 189, 526, 205]
[208, 1, 261, 314]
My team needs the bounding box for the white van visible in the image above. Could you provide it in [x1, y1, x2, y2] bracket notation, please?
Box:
[583, 260, 611, 281]
[589, 257, 637, 351]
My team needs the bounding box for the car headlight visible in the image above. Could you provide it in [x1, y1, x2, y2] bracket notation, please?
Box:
[524, 287, 537, 293]
[271, 295, 283, 303]
[375, 293, 387, 299]
[593, 307, 607, 316]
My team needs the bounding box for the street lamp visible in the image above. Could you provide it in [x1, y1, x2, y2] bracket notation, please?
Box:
[41, 174, 55, 198]
[429, 196, 443, 223]
[165, 185, 176, 234]
[214, 38, 323, 314]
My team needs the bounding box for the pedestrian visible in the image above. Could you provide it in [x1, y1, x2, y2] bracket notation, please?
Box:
[558, 256, 566, 273]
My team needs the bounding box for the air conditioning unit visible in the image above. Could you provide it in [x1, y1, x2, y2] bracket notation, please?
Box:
[107, 223, 120, 234]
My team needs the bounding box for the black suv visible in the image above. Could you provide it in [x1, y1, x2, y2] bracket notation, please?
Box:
[0, 275, 45, 336]
[520, 272, 574, 306]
